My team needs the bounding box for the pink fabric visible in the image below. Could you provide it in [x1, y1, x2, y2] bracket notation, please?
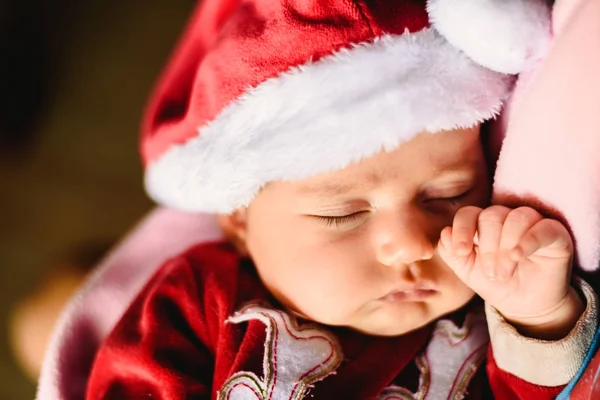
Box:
[36, 208, 223, 400]
[36, 0, 600, 398]
[491, 0, 600, 272]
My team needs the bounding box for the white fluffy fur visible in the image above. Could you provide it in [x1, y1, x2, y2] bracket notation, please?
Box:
[427, 0, 552, 74]
[145, 28, 513, 213]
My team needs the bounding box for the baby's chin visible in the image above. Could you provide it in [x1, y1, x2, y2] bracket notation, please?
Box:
[350, 315, 437, 337]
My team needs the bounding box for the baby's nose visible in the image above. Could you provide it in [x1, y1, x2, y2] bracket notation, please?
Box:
[373, 212, 435, 267]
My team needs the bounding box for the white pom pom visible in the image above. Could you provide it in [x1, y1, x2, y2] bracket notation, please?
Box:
[427, 0, 551, 74]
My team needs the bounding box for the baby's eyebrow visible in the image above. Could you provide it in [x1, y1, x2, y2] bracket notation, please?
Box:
[297, 172, 382, 197]
[297, 182, 358, 197]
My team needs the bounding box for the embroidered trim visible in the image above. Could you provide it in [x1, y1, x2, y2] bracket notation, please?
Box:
[378, 309, 489, 400]
[218, 304, 343, 400]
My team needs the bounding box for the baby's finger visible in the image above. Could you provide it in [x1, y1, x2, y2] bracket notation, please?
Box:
[477, 206, 511, 278]
[439, 226, 453, 249]
[437, 226, 453, 257]
[512, 219, 573, 261]
[496, 207, 543, 279]
[438, 226, 477, 281]
[499, 207, 542, 251]
[451, 207, 482, 256]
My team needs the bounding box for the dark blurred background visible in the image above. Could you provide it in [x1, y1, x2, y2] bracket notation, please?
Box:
[0, 1, 194, 397]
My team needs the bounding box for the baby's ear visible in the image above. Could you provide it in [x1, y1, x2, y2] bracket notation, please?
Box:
[217, 209, 249, 257]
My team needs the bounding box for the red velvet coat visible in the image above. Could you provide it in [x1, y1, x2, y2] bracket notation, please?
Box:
[86, 242, 565, 399]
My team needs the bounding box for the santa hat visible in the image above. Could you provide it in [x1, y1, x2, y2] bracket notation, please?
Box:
[142, 0, 551, 213]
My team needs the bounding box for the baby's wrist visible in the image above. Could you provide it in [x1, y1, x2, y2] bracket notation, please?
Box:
[501, 287, 585, 340]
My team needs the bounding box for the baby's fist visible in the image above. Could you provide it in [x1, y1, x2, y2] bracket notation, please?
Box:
[438, 206, 582, 338]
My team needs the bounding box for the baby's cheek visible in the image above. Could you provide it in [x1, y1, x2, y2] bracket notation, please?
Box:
[440, 278, 476, 313]
[284, 265, 368, 325]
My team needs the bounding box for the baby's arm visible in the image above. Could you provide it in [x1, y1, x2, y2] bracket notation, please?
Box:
[86, 245, 231, 399]
[484, 277, 597, 397]
[439, 206, 598, 397]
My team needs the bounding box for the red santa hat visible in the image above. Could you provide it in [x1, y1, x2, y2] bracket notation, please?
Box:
[142, 0, 551, 213]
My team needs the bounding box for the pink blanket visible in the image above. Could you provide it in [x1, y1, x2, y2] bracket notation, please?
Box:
[36, 208, 223, 399]
[36, 0, 600, 398]
[493, 0, 600, 274]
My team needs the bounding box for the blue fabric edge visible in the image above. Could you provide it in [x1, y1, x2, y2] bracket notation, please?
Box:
[556, 327, 600, 399]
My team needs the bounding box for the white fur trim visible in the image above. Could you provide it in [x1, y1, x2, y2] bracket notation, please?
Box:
[146, 28, 513, 213]
[427, 0, 551, 74]
[427, 0, 552, 74]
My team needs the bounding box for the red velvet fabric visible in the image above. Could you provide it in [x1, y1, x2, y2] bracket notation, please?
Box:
[86, 242, 564, 399]
[141, 0, 429, 165]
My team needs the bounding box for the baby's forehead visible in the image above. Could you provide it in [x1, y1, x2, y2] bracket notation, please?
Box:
[299, 131, 484, 183]
[252, 128, 487, 208]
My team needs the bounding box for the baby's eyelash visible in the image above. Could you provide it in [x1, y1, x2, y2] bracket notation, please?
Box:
[315, 212, 367, 227]
[442, 193, 469, 206]
[426, 189, 473, 206]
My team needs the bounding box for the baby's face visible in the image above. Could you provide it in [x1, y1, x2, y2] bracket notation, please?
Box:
[242, 126, 490, 336]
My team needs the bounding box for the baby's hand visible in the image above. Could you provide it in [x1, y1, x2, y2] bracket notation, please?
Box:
[438, 206, 583, 339]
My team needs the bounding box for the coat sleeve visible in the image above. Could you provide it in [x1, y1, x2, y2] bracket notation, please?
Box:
[485, 278, 598, 399]
[86, 243, 239, 400]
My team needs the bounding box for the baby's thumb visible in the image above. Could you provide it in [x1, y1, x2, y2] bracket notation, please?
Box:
[437, 228, 476, 280]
